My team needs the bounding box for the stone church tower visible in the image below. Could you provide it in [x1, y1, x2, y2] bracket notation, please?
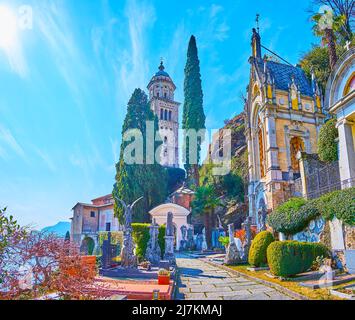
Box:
[147, 61, 180, 167]
[245, 28, 326, 230]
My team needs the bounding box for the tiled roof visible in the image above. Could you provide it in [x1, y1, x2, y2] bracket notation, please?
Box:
[257, 60, 313, 96]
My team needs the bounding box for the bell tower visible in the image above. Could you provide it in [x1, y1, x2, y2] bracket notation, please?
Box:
[147, 61, 180, 168]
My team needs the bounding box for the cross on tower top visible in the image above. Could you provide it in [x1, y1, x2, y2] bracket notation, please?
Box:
[256, 14, 260, 33]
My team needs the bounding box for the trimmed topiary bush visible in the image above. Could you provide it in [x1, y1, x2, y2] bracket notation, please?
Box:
[248, 231, 275, 267]
[267, 241, 330, 277]
[267, 198, 309, 235]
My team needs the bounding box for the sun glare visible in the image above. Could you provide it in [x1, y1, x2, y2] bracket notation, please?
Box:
[0, 5, 18, 49]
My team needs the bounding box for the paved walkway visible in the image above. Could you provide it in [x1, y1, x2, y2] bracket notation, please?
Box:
[176, 255, 293, 300]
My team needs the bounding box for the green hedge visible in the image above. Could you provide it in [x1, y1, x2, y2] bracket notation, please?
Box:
[248, 231, 274, 267]
[132, 223, 166, 260]
[267, 241, 330, 277]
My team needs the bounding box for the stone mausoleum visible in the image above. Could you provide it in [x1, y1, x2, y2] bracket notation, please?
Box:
[245, 28, 326, 230]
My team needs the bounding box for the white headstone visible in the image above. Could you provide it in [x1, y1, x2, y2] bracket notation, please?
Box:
[329, 218, 345, 250]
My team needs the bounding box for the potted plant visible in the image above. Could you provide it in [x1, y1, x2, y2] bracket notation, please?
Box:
[158, 268, 171, 285]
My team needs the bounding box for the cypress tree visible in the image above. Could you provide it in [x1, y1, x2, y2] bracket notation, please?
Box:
[182, 35, 206, 187]
[113, 89, 167, 223]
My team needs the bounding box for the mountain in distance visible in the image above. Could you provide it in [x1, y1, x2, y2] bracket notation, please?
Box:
[41, 221, 71, 238]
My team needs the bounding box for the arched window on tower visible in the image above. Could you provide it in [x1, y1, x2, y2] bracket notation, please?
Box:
[164, 136, 168, 144]
[258, 117, 266, 178]
[164, 109, 168, 121]
[169, 110, 172, 121]
[290, 137, 305, 176]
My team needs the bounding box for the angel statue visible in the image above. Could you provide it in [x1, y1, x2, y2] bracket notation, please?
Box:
[113, 195, 143, 268]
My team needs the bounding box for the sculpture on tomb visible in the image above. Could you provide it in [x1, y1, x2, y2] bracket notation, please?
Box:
[201, 228, 208, 251]
[186, 227, 194, 251]
[114, 195, 143, 268]
[224, 223, 243, 265]
[146, 218, 161, 265]
[258, 206, 268, 231]
[164, 212, 176, 265]
[180, 225, 188, 251]
[241, 216, 253, 262]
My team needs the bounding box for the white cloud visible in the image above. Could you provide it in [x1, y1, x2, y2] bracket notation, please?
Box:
[0, 5, 28, 77]
[210, 4, 223, 18]
[34, 147, 57, 173]
[118, 0, 156, 100]
[0, 124, 25, 159]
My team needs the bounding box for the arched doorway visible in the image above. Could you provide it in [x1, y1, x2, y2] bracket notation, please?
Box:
[80, 236, 95, 255]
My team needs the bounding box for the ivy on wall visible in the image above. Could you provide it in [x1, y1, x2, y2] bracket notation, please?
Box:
[267, 187, 355, 235]
[317, 118, 339, 163]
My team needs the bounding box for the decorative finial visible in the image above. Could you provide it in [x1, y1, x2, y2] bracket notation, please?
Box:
[256, 14, 260, 34]
[159, 57, 164, 71]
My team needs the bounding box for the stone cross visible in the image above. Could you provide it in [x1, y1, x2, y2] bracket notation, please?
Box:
[146, 218, 161, 265]
[164, 212, 176, 265]
[114, 195, 143, 269]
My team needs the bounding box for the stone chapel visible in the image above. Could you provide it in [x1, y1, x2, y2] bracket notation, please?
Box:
[147, 61, 180, 168]
[245, 28, 326, 230]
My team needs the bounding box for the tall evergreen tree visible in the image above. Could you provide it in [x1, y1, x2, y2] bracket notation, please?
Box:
[182, 35, 206, 187]
[113, 89, 167, 223]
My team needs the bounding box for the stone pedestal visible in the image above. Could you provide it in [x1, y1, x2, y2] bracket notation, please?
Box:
[164, 235, 176, 265]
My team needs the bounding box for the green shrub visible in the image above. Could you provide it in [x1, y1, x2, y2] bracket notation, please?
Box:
[248, 231, 275, 267]
[318, 118, 338, 163]
[267, 241, 330, 277]
[132, 223, 166, 259]
[132, 223, 150, 259]
[218, 236, 230, 247]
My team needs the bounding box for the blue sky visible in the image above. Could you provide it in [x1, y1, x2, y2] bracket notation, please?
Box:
[0, 0, 320, 228]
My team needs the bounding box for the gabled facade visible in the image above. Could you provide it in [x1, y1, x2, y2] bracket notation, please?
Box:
[245, 28, 326, 230]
